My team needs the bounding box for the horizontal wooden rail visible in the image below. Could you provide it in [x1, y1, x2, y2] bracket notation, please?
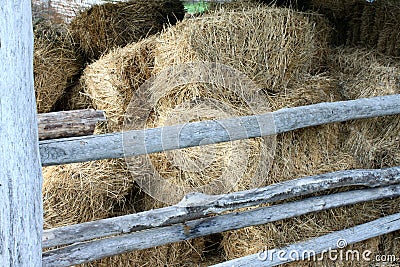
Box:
[42, 184, 400, 266]
[42, 166, 400, 248]
[38, 109, 105, 140]
[40, 94, 400, 166]
[211, 212, 400, 267]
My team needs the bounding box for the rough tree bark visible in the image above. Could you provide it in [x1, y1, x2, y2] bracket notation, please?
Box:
[0, 1, 43, 266]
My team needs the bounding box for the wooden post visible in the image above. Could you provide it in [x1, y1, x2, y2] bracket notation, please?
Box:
[0, 1, 43, 266]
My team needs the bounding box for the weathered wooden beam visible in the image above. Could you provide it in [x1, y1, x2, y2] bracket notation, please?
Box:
[38, 109, 106, 140]
[42, 184, 400, 266]
[0, 1, 43, 266]
[212, 213, 400, 267]
[39, 94, 400, 166]
[42, 166, 400, 249]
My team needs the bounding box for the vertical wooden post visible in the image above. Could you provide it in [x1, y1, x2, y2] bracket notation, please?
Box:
[0, 1, 43, 266]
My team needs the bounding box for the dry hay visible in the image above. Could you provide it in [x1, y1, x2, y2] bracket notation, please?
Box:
[82, 37, 156, 131]
[305, 0, 366, 46]
[154, 6, 330, 93]
[328, 47, 400, 168]
[360, 0, 400, 57]
[221, 74, 399, 266]
[34, 19, 83, 113]
[77, 187, 206, 267]
[208, 0, 259, 11]
[120, 58, 275, 204]
[70, 0, 184, 61]
[42, 159, 133, 229]
[81, 241, 205, 267]
[55, 81, 93, 111]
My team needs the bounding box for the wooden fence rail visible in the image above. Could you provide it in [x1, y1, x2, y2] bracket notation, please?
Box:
[211, 212, 400, 267]
[43, 166, 400, 249]
[43, 184, 400, 266]
[39, 94, 400, 266]
[38, 109, 105, 140]
[40, 94, 400, 166]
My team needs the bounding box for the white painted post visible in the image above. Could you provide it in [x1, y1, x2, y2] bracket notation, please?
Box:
[0, 1, 43, 266]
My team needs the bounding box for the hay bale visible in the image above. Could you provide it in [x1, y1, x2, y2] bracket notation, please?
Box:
[82, 240, 205, 267]
[76, 185, 206, 267]
[34, 19, 83, 113]
[221, 74, 399, 266]
[154, 6, 330, 92]
[305, 0, 366, 46]
[355, 0, 400, 56]
[55, 81, 94, 111]
[120, 62, 274, 203]
[43, 159, 133, 229]
[82, 37, 156, 131]
[374, 0, 400, 57]
[70, 0, 184, 61]
[329, 48, 400, 168]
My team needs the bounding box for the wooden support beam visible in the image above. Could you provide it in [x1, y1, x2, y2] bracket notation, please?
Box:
[0, 1, 43, 266]
[38, 109, 106, 140]
[42, 166, 400, 248]
[212, 213, 400, 267]
[39, 94, 400, 166]
[42, 184, 400, 266]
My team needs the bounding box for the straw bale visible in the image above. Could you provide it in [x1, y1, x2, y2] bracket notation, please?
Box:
[42, 159, 133, 230]
[82, 37, 156, 131]
[82, 239, 205, 267]
[70, 0, 184, 61]
[55, 81, 93, 111]
[305, 0, 366, 46]
[34, 19, 83, 113]
[78, 189, 206, 267]
[358, 0, 400, 57]
[374, 0, 400, 57]
[221, 73, 399, 266]
[124, 72, 274, 203]
[154, 6, 330, 92]
[329, 48, 400, 168]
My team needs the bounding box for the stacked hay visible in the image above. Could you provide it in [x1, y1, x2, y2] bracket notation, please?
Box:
[33, 19, 83, 113]
[125, 76, 274, 204]
[359, 0, 400, 57]
[83, 241, 205, 267]
[70, 0, 185, 61]
[54, 81, 93, 111]
[329, 47, 400, 168]
[80, 35, 206, 267]
[307, 0, 400, 55]
[154, 6, 330, 92]
[221, 74, 399, 266]
[82, 37, 156, 131]
[305, 0, 366, 46]
[42, 159, 133, 229]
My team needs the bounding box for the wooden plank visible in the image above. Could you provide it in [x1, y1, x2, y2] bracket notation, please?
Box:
[42, 166, 400, 248]
[0, 1, 43, 266]
[38, 109, 106, 140]
[212, 213, 400, 267]
[42, 184, 400, 266]
[39, 94, 400, 166]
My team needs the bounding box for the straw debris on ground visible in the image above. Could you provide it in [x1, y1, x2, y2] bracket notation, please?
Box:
[70, 0, 184, 61]
[34, 19, 83, 113]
